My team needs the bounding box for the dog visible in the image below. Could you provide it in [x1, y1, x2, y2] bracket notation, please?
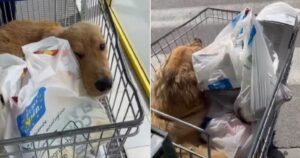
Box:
[151, 39, 227, 158]
[0, 20, 112, 97]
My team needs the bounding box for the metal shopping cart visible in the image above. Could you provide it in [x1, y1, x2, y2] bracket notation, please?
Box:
[151, 8, 299, 158]
[0, 0, 144, 157]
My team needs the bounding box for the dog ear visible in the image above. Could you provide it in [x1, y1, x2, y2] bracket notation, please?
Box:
[189, 38, 203, 47]
[57, 29, 83, 52]
[69, 41, 83, 53]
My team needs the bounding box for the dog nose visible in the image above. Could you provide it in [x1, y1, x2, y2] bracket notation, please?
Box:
[95, 78, 112, 92]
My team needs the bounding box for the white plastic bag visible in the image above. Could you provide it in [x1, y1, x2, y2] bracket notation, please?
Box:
[1, 37, 112, 158]
[192, 44, 240, 90]
[193, 9, 253, 91]
[201, 114, 251, 158]
[256, 2, 300, 26]
[193, 7, 292, 122]
[0, 54, 27, 106]
[234, 3, 298, 122]
[233, 18, 279, 122]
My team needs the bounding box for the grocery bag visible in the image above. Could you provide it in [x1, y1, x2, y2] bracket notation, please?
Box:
[256, 2, 300, 24]
[0, 37, 112, 158]
[192, 8, 288, 122]
[201, 114, 251, 158]
[192, 9, 253, 91]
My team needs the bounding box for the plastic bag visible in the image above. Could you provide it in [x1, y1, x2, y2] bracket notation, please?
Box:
[1, 37, 112, 158]
[192, 45, 240, 90]
[193, 7, 293, 122]
[256, 2, 300, 26]
[234, 3, 298, 122]
[193, 9, 252, 91]
[0, 54, 27, 106]
[193, 9, 258, 121]
[203, 90, 253, 158]
[201, 114, 251, 158]
[233, 17, 279, 122]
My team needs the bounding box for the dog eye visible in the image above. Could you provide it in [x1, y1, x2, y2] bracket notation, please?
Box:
[99, 43, 106, 50]
[74, 52, 84, 59]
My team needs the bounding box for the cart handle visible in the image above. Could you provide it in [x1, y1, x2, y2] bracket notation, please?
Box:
[151, 108, 212, 158]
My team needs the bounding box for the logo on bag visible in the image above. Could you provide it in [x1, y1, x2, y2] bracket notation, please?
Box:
[231, 14, 241, 27]
[248, 26, 256, 47]
[208, 78, 233, 90]
[17, 87, 46, 137]
[34, 50, 59, 56]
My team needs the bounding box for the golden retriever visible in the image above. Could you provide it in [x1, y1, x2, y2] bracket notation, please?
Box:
[0, 20, 112, 96]
[151, 39, 227, 158]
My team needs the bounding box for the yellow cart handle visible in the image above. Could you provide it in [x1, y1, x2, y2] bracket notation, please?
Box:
[108, 5, 150, 98]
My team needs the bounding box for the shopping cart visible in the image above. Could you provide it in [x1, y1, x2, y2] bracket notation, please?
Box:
[151, 8, 299, 158]
[0, 0, 144, 157]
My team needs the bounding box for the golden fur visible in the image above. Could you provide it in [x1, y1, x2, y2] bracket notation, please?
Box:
[0, 20, 112, 96]
[151, 39, 227, 158]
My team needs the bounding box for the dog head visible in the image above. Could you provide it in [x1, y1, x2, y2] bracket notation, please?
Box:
[58, 22, 112, 96]
[152, 39, 204, 118]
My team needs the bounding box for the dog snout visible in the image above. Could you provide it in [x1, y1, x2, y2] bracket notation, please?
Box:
[95, 77, 112, 92]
